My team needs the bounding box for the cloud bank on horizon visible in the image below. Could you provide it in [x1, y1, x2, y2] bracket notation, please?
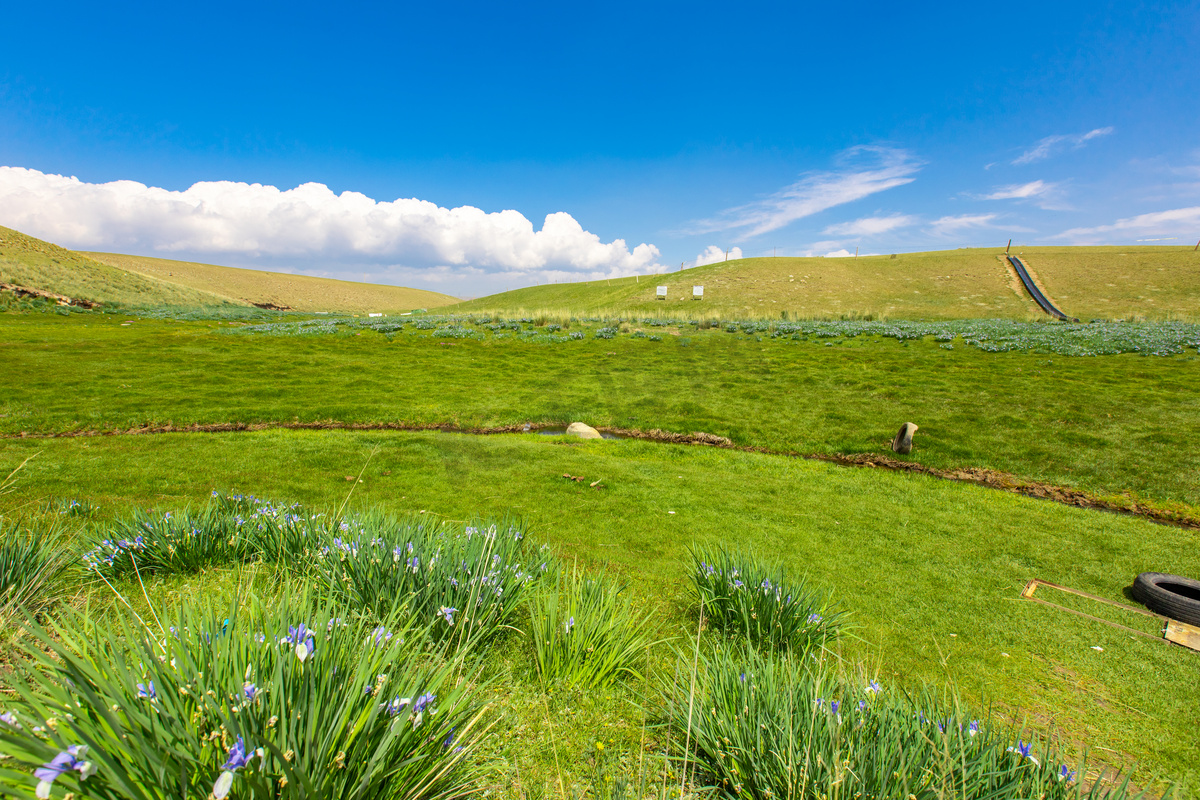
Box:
[0, 166, 663, 295]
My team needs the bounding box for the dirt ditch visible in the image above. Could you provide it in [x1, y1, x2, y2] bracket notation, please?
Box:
[5, 420, 1197, 531]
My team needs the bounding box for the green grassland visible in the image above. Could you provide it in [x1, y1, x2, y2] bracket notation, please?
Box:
[2, 429, 1197, 793]
[450, 247, 1200, 322]
[83, 251, 460, 313]
[4, 230, 1200, 797]
[1, 226, 237, 308]
[2, 313, 1197, 516]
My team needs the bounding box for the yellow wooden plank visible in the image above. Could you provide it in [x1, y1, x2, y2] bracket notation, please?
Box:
[1164, 620, 1200, 652]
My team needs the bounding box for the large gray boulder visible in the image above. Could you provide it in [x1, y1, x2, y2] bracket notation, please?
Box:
[891, 422, 919, 454]
[566, 422, 604, 440]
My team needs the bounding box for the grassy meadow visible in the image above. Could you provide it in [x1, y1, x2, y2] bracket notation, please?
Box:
[3, 312, 1198, 515]
[449, 247, 1200, 322]
[1, 429, 1198, 795]
[84, 251, 460, 313]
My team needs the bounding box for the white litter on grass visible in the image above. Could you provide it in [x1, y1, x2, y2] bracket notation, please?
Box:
[1001, 652, 1010, 658]
[1091, 646, 1104, 652]
[668, 511, 676, 515]
[949, 633, 957, 637]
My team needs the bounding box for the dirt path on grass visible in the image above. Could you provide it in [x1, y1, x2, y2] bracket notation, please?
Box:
[5, 420, 1197, 531]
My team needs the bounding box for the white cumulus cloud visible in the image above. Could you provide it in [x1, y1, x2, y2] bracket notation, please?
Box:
[1013, 127, 1113, 165]
[0, 166, 661, 295]
[1054, 206, 1200, 242]
[687, 146, 921, 239]
[822, 213, 917, 237]
[823, 249, 855, 258]
[694, 245, 743, 266]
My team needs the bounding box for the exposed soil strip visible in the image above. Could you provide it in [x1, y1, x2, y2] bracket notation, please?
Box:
[0, 282, 99, 309]
[5, 420, 1197, 531]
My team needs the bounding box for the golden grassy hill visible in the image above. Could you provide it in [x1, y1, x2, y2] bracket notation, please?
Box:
[1, 226, 236, 308]
[83, 252, 459, 314]
[449, 246, 1200, 321]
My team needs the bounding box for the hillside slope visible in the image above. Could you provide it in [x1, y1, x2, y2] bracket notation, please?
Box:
[84, 252, 459, 313]
[450, 246, 1200, 321]
[1, 226, 237, 308]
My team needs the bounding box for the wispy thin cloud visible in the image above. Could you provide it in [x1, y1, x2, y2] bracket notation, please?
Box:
[979, 180, 1054, 200]
[822, 213, 917, 237]
[1013, 127, 1113, 165]
[925, 213, 1000, 236]
[1055, 206, 1200, 241]
[688, 146, 921, 239]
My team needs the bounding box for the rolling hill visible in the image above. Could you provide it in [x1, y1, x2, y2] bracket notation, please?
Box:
[449, 246, 1200, 321]
[83, 252, 459, 313]
[1, 226, 237, 308]
[0, 225, 459, 313]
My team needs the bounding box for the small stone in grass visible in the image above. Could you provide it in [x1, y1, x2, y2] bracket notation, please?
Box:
[1091, 646, 1104, 652]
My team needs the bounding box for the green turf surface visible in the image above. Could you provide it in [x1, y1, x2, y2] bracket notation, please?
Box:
[2, 429, 1196, 794]
[449, 247, 1200, 322]
[3, 313, 1198, 516]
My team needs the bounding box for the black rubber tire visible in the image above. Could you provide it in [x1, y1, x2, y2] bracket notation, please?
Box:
[1132, 572, 1200, 626]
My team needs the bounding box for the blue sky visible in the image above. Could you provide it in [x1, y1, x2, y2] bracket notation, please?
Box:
[1, 0, 1197, 296]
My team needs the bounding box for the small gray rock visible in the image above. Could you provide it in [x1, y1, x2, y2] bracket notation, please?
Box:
[566, 422, 603, 440]
[891, 422, 919, 454]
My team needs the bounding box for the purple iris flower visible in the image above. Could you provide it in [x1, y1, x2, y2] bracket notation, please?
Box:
[438, 606, 457, 625]
[413, 692, 436, 714]
[372, 626, 392, 646]
[1015, 740, 1031, 758]
[243, 682, 258, 702]
[137, 681, 156, 700]
[830, 700, 840, 715]
[287, 624, 316, 658]
[969, 720, 979, 737]
[212, 736, 255, 799]
[35, 745, 96, 798]
[407, 555, 420, 572]
[1059, 765, 1076, 782]
[222, 736, 250, 771]
[383, 696, 411, 716]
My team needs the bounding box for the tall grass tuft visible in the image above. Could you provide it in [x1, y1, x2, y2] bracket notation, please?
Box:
[0, 520, 67, 628]
[0, 588, 490, 800]
[664, 646, 1141, 800]
[689, 546, 843, 652]
[312, 515, 552, 649]
[529, 565, 660, 689]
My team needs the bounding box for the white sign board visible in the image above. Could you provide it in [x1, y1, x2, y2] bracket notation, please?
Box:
[693, 286, 704, 298]
[656, 286, 668, 298]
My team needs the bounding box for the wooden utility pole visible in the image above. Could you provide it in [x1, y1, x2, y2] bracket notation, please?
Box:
[854, 246, 859, 259]
[725, 249, 730, 262]
[1194, 238, 1199, 251]
[1006, 238, 1012, 254]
